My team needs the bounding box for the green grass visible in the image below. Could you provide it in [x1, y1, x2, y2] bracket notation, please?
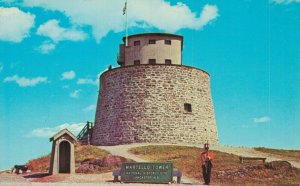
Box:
[254, 147, 300, 162]
[74, 143, 109, 167]
[27, 143, 110, 172]
[129, 145, 300, 185]
[129, 145, 257, 179]
[27, 154, 51, 172]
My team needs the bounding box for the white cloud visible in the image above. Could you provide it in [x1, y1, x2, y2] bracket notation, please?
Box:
[83, 104, 96, 112]
[77, 69, 110, 86]
[253, 116, 271, 123]
[272, 0, 300, 3]
[77, 78, 98, 86]
[0, 7, 35, 42]
[26, 122, 85, 138]
[197, 5, 219, 29]
[61, 70, 76, 80]
[69, 89, 81, 98]
[23, 0, 218, 42]
[0, 64, 3, 72]
[37, 19, 87, 43]
[3, 75, 48, 87]
[36, 41, 56, 54]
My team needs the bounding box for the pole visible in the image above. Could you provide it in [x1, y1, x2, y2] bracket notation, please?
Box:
[125, 0, 128, 46]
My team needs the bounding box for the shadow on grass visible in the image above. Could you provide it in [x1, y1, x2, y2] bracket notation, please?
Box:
[23, 173, 50, 178]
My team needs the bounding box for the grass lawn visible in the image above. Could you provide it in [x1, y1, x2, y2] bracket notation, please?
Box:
[255, 147, 300, 163]
[27, 143, 109, 172]
[75, 144, 109, 167]
[129, 145, 300, 185]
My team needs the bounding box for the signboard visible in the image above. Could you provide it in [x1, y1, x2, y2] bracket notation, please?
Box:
[121, 162, 173, 183]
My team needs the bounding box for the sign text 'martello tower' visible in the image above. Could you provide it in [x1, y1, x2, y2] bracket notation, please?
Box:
[91, 33, 218, 146]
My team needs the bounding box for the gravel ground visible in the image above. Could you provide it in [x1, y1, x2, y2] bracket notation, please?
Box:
[0, 171, 29, 183]
[0, 172, 206, 186]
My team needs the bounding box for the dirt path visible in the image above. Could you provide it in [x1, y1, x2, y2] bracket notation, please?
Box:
[0, 171, 29, 183]
[100, 144, 152, 162]
[0, 172, 192, 186]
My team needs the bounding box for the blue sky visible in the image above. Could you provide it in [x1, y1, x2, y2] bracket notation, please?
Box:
[0, 0, 299, 170]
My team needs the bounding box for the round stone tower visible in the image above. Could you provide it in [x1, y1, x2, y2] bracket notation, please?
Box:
[92, 33, 218, 146]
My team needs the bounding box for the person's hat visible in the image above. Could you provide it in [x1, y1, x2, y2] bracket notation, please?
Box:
[204, 143, 209, 149]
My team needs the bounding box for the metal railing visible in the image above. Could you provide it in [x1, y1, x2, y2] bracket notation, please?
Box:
[77, 121, 94, 140]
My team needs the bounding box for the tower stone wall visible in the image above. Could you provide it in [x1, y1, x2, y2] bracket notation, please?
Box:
[92, 64, 218, 146]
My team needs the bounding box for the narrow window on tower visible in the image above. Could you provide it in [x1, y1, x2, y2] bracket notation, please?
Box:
[149, 59, 156, 65]
[134, 60, 140, 65]
[165, 40, 171, 45]
[184, 103, 192, 112]
[165, 59, 172, 65]
[134, 40, 140, 46]
[149, 39, 156, 44]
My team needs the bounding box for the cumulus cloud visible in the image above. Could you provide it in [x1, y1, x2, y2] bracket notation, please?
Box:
[272, 0, 300, 3]
[26, 122, 85, 138]
[36, 41, 56, 54]
[61, 70, 76, 80]
[77, 69, 110, 86]
[35, 19, 86, 53]
[253, 116, 271, 123]
[0, 7, 35, 42]
[69, 89, 81, 98]
[83, 104, 96, 112]
[36, 19, 87, 43]
[3, 75, 48, 87]
[77, 78, 98, 86]
[23, 0, 218, 42]
[197, 5, 218, 29]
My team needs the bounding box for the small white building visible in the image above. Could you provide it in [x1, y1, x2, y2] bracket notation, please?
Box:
[49, 129, 76, 174]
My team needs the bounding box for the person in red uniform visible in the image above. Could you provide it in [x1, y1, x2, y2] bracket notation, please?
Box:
[201, 143, 214, 185]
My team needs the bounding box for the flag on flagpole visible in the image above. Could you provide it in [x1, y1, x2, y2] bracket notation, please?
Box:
[123, 0, 128, 46]
[123, 1, 127, 15]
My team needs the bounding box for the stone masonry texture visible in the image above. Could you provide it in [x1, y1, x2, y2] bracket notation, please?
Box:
[92, 64, 218, 146]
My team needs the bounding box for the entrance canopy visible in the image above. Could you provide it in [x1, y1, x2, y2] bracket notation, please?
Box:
[50, 128, 77, 142]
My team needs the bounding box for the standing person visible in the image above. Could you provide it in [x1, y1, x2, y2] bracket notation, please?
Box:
[201, 143, 214, 185]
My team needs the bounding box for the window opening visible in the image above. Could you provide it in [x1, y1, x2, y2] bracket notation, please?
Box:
[149, 59, 156, 64]
[184, 103, 192, 112]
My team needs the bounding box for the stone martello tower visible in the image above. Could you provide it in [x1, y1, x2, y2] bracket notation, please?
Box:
[91, 33, 218, 146]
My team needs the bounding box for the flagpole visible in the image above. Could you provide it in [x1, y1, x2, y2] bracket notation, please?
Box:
[125, 0, 128, 47]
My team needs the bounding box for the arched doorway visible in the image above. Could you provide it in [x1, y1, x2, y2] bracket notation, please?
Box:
[59, 141, 71, 173]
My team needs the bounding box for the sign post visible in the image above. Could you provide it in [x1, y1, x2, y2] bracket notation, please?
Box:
[121, 162, 173, 183]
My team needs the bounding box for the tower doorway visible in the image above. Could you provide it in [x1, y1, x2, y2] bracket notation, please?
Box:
[59, 141, 71, 173]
